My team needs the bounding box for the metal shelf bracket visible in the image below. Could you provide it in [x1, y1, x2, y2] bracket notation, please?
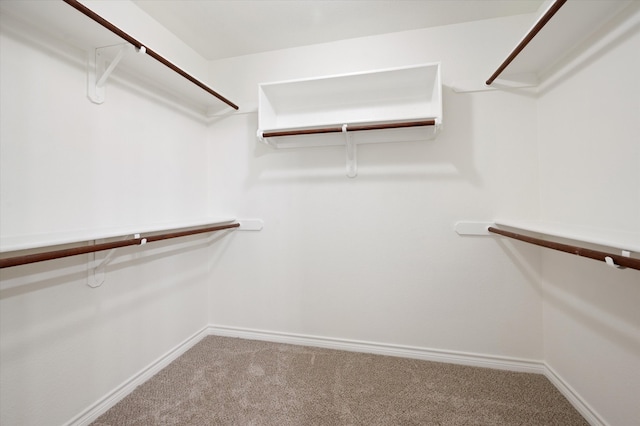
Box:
[88, 43, 141, 104]
[343, 124, 357, 178]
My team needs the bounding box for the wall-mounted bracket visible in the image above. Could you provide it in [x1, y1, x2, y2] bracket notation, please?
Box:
[237, 219, 264, 231]
[605, 250, 631, 270]
[87, 242, 107, 288]
[86, 234, 134, 287]
[88, 43, 140, 104]
[343, 124, 357, 178]
[454, 221, 493, 235]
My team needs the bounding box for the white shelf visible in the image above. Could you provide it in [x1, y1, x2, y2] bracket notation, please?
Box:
[257, 63, 442, 148]
[0, 217, 236, 253]
[0, 1, 236, 117]
[494, 220, 640, 253]
[488, 0, 633, 86]
[256, 63, 442, 177]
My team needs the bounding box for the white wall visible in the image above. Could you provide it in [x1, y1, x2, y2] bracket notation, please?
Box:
[207, 15, 544, 360]
[0, 3, 216, 425]
[536, 4, 640, 425]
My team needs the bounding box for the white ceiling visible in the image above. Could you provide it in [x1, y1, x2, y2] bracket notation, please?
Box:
[132, 0, 544, 61]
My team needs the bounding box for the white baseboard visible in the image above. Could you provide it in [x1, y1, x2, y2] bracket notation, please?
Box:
[208, 325, 607, 426]
[66, 326, 210, 426]
[67, 324, 605, 426]
[543, 364, 606, 426]
[207, 324, 545, 374]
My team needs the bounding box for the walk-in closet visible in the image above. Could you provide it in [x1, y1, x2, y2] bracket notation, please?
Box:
[1, 1, 638, 424]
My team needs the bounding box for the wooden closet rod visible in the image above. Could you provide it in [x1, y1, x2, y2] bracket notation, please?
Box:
[262, 119, 436, 138]
[486, 0, 567, 85]
[263, 127, 343, 138]
[349, 120, 436, 132]
[0, 223, 240, 269]
[488, 226, 640, 271]
[62, 0, 239, 110]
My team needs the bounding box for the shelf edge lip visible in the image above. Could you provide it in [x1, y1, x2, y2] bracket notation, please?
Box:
[258, 62, 442, 87]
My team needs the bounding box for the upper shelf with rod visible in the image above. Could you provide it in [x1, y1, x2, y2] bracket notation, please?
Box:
[0, 0, 238, 117]
[256, 63, 442, 177]
[257, 63, 441, 147]
[485, 0, 633, 88]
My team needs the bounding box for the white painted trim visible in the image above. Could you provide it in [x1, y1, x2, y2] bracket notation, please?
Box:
[207, 324, 545, 374]
[65, 326, 210, 426]
[543, 364, 607, 426]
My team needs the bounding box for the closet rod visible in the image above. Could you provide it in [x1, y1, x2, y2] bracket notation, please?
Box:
[486, 0, 567, 85]
[348, 120, 436, 132]
[0, 223, 240, 269]
[263, 127, 343, 138]
[488, 226, 640, 271]
[262, 119, 436, 138]
[62, 0, 239, 110]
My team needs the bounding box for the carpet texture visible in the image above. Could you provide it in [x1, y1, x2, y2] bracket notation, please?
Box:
[92, 336, 588, 425]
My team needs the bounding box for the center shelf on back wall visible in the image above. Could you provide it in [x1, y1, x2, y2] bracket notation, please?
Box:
[256, 63, 442, 177]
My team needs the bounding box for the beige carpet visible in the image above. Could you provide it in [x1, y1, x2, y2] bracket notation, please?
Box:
[92, 336, 588, 425]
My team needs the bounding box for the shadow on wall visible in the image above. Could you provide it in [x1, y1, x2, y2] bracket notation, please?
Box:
[494, 237, 639, 357]
[541, 251, 640, 358]
[537, 2, 639, 96]
[0, 230, 233, 299]
[0, 232, 230, 382]
[245, 86, 482, 185]
[492, 238, 543, 296]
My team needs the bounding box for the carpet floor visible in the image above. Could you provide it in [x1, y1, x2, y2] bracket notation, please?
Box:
[92, 335, 588, 425]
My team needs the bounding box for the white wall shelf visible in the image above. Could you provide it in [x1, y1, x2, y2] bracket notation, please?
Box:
[256, 63, 442, 177]
[0, 0, 237, 117]
[455, 220, 639, 253]
[485, 0, 633, 87]
[493, 220, 640, 254]
[0, 217, 238, 254]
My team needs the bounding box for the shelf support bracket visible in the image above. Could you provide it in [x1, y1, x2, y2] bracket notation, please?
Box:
[88, 43, 138, 104]
[87, 239, 110, 288]
[343, 124, 357, 178]
[86, 234, 134, 288]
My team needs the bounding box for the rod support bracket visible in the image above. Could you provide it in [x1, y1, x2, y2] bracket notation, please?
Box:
[86, 234, 134, 287]
[607, 250, 632, 269]
[604, 256, 626, 269]
[87, 238, 113, 288]
[88, 43, 133, 104]
[343, 124, 357, 178]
